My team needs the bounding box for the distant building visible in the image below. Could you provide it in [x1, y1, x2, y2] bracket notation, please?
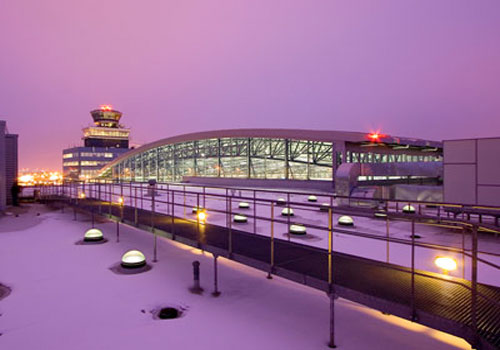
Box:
[0, 120, 18, 211]
[444, 137, 500, 206]
[63, 106, 130, 181]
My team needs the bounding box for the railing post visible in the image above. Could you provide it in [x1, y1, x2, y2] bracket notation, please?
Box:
[196, 193, 200, 247]
[212, 254, 221, 297]
[267, 202, 275, 279]
[134, 187, 138, 226]
[171, 189, 176, 239]
[228, 196, 232, 258]
[411, 219, 417, 321]
[183, 185, 186, 218]
[108, 182, 112, 217]
[471, 225, 478, 346]
[203, 186, 206, 208]
[253, 190, 257, 234]
[152, 186, 157, 263]
[328, 208, 333, 285]
[386, 216, 390, 263]
[116, 212, 120, 243]
[286, 192, 291, 237]
[462, 227, 466, 279]
[98, 182, 101, 214]
[328, 207, 336, 348]
[328, 292, 336, 348]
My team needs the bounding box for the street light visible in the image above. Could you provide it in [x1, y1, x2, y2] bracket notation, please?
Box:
[197, 210, 207, 223]
[434, 256, 457, 275]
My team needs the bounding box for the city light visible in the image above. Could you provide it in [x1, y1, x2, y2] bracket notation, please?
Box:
[434, 257, 457, 274]
[100, 105, 113, 111]
[118, 196, 124, 205]
[79, 192, 86, 199]
[197, 211, 207, 222]
[18, 171, 63, 186]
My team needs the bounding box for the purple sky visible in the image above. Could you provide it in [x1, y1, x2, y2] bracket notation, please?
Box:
[1, 0, 500, 171]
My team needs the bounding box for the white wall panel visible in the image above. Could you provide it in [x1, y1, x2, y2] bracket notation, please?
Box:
[443, 140, 476, 164]
[477, 138, 500, 185]
[443, 164, 476, 204]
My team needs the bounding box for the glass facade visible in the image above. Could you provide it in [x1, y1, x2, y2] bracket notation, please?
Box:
[107, 137, 335, 182]
[344, 150, 442, 163]
[101, 136, 442, 183]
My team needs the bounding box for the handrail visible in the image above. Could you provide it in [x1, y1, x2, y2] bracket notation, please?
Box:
[45, 182, 500, 274]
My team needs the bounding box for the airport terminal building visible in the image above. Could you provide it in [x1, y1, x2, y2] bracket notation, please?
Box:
[97, 129, 443, 201]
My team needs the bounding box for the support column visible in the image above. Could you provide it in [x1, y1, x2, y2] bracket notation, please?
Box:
[213, 254, 221, 297]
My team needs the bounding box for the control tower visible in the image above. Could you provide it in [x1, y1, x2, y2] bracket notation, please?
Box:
[83, 105, 130, 148]
[62, 105, 131, 181]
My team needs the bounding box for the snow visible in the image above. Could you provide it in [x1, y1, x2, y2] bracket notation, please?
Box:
[0, 204, 472, 350]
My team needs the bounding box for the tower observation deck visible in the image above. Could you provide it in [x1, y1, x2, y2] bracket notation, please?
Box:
[83, 105, 130, 148]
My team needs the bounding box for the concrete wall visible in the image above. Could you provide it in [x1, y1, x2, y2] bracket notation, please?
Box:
[444, 137, 500, 206]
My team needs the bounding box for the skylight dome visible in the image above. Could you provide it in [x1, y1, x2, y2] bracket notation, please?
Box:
[121, 250, 146, 268]
[84, 228, 104, 242]
[233, 214, 248, 223]
[276, 198, 286, 206]
[338, 215, 354, 226]
[402, 205, 416, 214]
[289, 224, 307, 235]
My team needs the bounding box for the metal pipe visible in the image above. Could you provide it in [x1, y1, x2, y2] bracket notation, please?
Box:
[253, 190, 257, 234]
[152, 187, 157, 262]
[386, 217, 390, 263]
[471, 225, 478, 346]
[213, 254, 221, 297]
[268, 202, 275, 279]
[228, 196, 232, 258]
[328, 292, 336, 348]
[411, 219, 416, 321]
[328, 208, 333, 285]
[171, 189, 176, 239]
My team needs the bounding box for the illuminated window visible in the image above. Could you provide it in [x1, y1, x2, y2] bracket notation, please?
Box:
[63, 153, 74, 159]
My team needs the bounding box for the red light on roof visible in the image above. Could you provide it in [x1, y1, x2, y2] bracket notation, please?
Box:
[100, 105, 112, 111]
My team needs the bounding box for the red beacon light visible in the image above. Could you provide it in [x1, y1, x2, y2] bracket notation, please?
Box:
[100, 105, 113, 111]
[367, 131, 385, 142]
